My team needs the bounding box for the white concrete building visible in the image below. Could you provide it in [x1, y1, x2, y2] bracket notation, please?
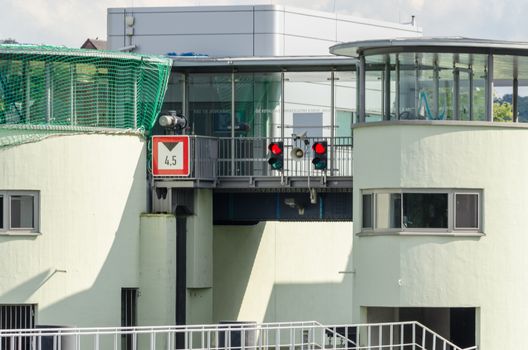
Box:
[7, 4, 524, 350]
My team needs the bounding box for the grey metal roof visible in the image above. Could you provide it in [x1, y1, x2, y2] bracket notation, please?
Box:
[170, 55, 357, 68]
[330, 37, 528, 57]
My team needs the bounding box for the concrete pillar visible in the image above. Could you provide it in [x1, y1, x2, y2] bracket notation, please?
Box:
[186, 189, 213, 325]
[138, 214, 177, 326]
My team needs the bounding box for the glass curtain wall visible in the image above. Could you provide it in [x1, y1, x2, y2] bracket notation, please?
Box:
[181, 69, 355, 175]
[364, 52, 488, 122]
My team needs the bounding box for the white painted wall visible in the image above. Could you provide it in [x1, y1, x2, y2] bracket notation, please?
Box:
[107, 5, 421, 56]
[352, 122, 528, 349]
[0, 132, 146, 327]
[213, 221, 353, 324]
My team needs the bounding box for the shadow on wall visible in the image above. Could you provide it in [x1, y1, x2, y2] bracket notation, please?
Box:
[0, 140, 146, 327]
[213, 221, 354, 324]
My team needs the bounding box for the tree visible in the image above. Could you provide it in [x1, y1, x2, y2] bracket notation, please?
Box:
[0, 38, 17, 44]
[493, 101, 513, 122]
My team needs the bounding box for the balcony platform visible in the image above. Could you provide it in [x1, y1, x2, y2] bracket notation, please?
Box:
[152, 135, 353, 190]
[154, 175, 353, 190]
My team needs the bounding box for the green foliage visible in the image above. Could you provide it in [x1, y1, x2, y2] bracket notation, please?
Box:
[493, 101, 513, 122]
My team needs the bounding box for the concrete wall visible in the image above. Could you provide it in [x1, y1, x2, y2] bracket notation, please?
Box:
[107, 5, 421, 56]
[0, 132, 146, 327]
[352, 122, 528, 349]
[213, 221, 353, 324]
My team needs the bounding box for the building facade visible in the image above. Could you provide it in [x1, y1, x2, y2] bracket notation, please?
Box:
[7, 4, 526, 350]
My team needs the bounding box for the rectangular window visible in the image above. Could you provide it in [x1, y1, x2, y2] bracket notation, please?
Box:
[455, 193, 479, 229]
[403, 193, 448, 229]
[10, 195, 35, 229]
[121, 288, 138, 350]
[375, 193, 402, 229]
[0, 191, 39, 234]
[362, 189, 481, 234]
[0, 196, 3, 229]
[362, 194, 373, 228]
[0, 304, 36, 350]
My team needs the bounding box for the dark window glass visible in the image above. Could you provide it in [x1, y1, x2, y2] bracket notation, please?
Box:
[0, 196, 3, 229]
[121, 288, 138, 350]
[456, 194, 479, 229]
[403, 193, 448, 229]
[362, 194, 373, 228]
[10, 195, 34, 229]
[391, 193, 402, 228]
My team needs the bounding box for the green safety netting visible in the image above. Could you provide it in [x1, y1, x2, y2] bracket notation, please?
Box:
[0, 44, 172, 139]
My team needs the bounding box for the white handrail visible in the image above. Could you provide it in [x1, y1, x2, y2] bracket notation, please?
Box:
[0, 320, 476, 350]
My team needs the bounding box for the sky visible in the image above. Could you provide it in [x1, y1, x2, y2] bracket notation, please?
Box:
[1, 0, 528, 48]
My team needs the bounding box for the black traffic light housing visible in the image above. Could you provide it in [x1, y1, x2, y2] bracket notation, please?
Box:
[312, 141, 328, 170]
[268, 142, 284, 170]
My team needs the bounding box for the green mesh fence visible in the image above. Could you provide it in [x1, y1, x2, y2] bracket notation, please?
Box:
[0, 44, 172, 133]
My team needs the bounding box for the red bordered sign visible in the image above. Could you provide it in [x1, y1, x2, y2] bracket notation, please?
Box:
[152, 135, 190, 176]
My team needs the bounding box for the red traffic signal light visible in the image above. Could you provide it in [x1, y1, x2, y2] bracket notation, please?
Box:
[268, 142, 284, 170]
[269, 142, 283, 155]
[312, 141, 328, 170]
[313, 142, 326, 154]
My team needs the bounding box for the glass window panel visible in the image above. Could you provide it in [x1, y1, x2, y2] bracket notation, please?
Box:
[162, 72, 184, 114]
[284, 72, 331, 138]
[375, 193, 390, 229]
[390, 193, 402, 229]
[403, 193, 448, 229]
[0, 196, 3, 229]
[335, 71, 356, 129]
[397, 53, 417, 120]
[455, 194, 479, 229]
[375, 193, 401, 229]
[188, 73, 232, 137]
[235, 73, 281, 138]
[493, 56, 514, 122]
[362, 194, 373, 229]
[364, 67, 383, 122]
[518, 85, 528, 123]
[10, 195, 34, 229]
[472, 61, 487, 121]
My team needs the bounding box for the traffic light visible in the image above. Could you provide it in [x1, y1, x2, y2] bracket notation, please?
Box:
[312, 141, 328, 170]
[268, 142, 284, 170]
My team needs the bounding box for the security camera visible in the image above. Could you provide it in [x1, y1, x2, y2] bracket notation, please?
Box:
[284, 198, 296, 208]
[159, 110, 188, 130]
[284, 198, 305, 215]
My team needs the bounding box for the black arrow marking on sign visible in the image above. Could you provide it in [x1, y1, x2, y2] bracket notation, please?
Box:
[162, 141, 179, 152]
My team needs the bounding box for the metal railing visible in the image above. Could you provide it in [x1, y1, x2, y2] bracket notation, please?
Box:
[161, 136, 353, 183]
[216, 136, 352, 178]
[0, 321, 476, 350]
[184, 136, 218, 180]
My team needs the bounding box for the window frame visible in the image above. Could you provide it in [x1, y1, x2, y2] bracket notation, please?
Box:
[454, 191, 481, 231]
[361, 193, 374, 229]
[361, 189, 482, 236]
[0, 191, 40, 235]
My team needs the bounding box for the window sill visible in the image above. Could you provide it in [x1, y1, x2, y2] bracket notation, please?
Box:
[0, 231, 41, 237]
[357, 230, 484, 237]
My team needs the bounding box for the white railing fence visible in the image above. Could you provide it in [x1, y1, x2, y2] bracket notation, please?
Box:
[0, 321, 476, 350]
